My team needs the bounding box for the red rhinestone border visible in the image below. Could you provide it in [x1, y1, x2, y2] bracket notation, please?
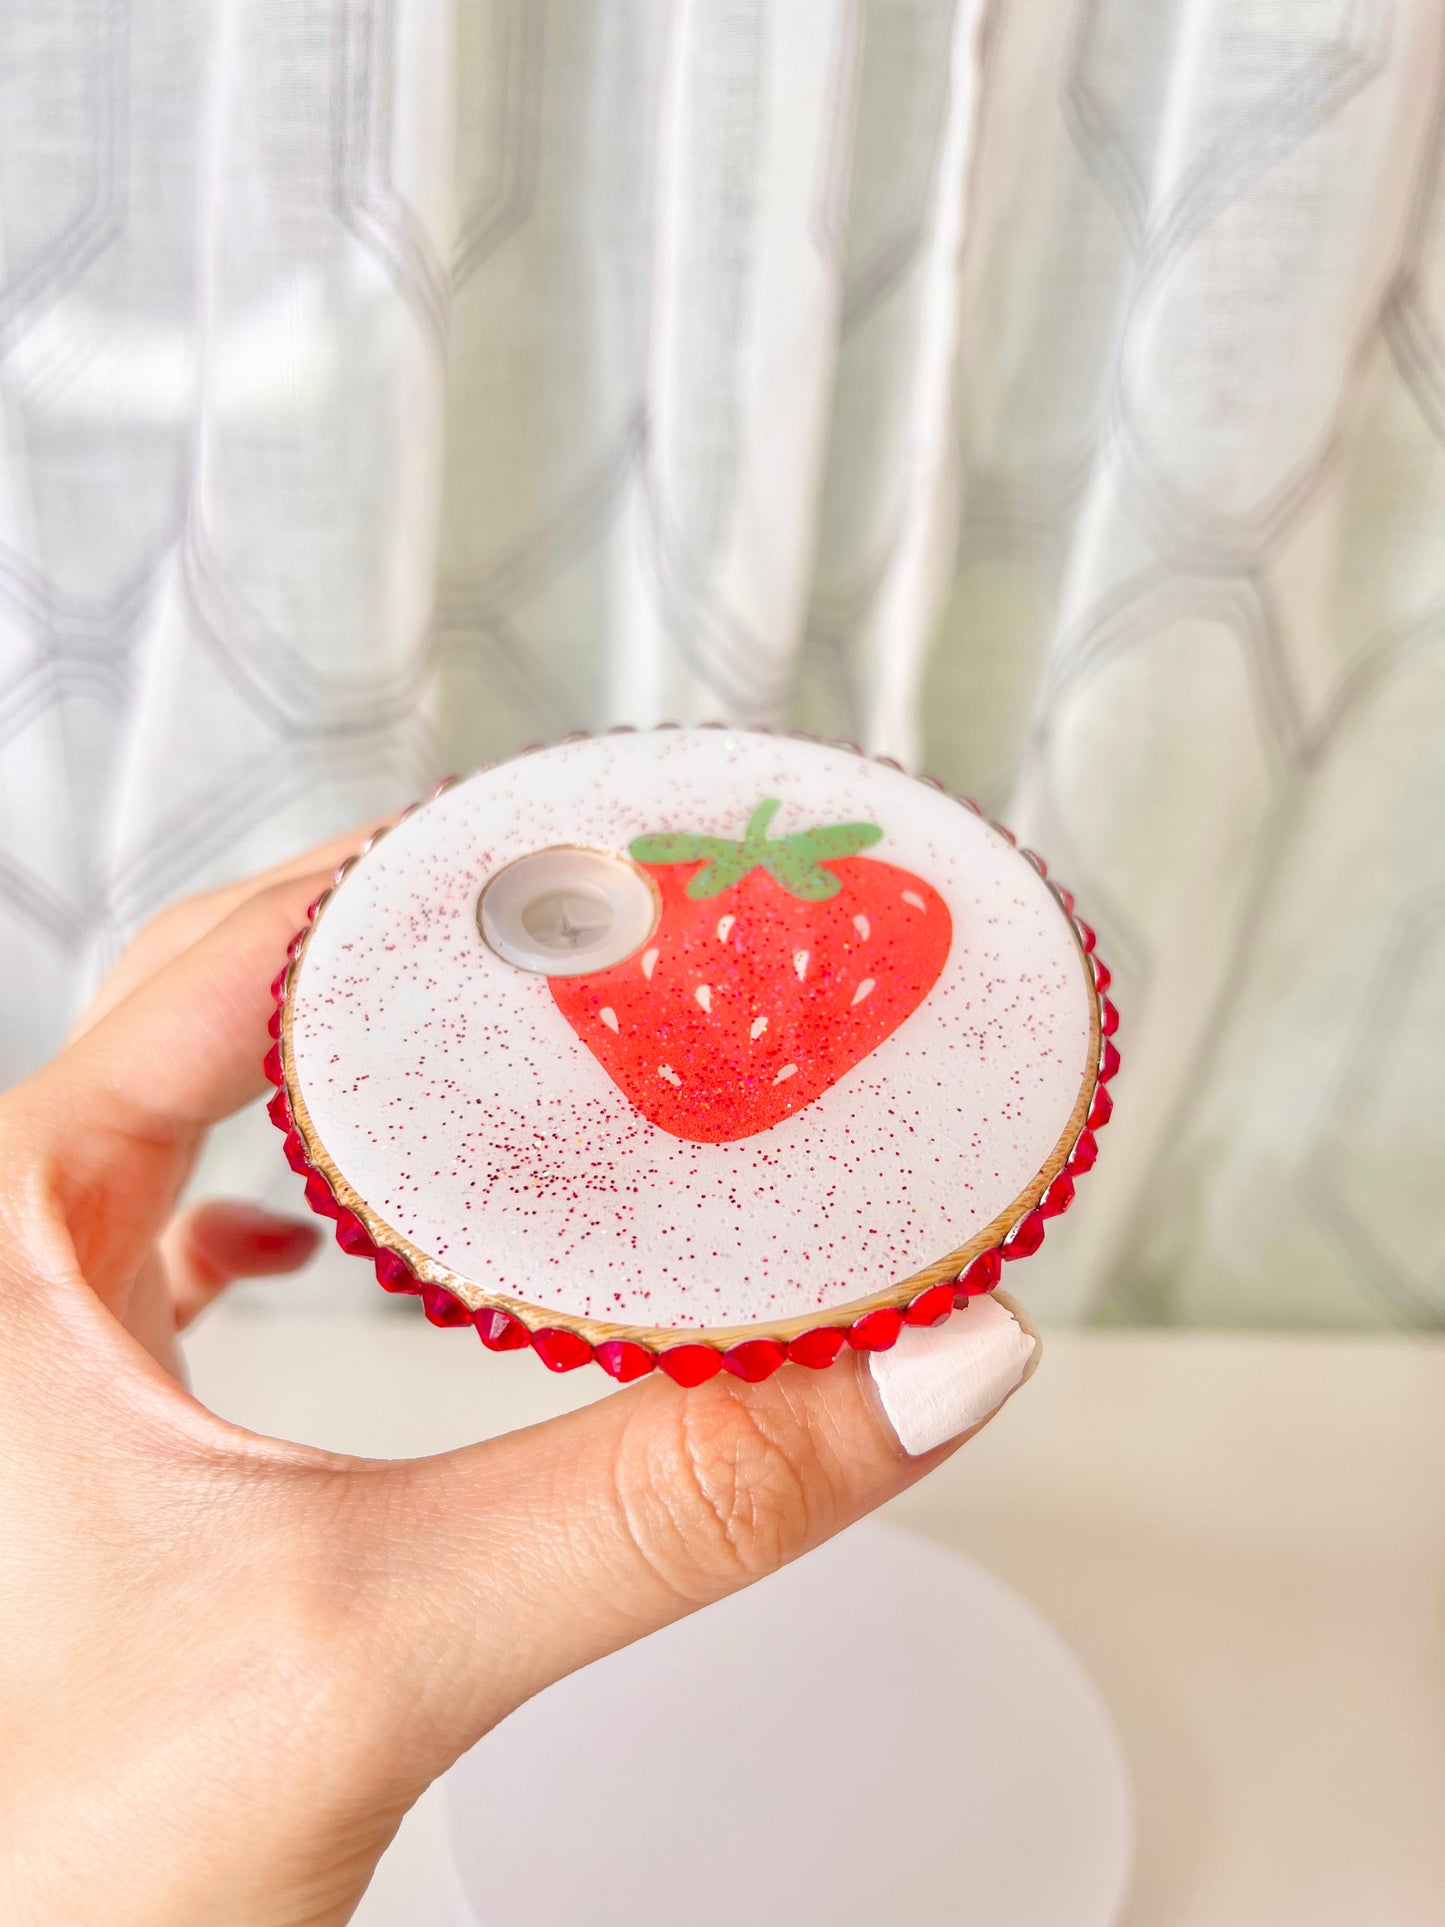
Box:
[265, 729, 1118, 1383]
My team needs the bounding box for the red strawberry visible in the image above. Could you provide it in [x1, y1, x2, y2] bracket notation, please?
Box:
[546, 798, 951, 1144]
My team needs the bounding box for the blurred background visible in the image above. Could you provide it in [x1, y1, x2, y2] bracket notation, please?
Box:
[2, 0, 1443, 1332]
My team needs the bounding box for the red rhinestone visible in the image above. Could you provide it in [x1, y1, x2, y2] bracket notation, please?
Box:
[421, 1283, 473, 1328]
[1076, 919, 1097, 952]
[955, 1250, 1002, 1301]
[532, 1327, 593, 1373]
[1088, 1083, 1114, 1130]
[994, 822, 1017, 846]
[1023, 848, 1048, 877]
[476, 1307, 531, 1351]
[1040, 1172, 1075, 1218]
[266, 1005, 282, 1040]
[905, 1283, 955, 1327]
[594, 1340, 655, 1383]
[1099, 1039, 1120, 1082]
[305, 892, 329, 922]
[786, 1327, 846, 1369]
[304, 1170, 340, 1219]
[334, 1209, 376, 1259]
[848, 1307, 905, 1351]
[262, 1043, 284, 1086]
[266, 1087, 291, 1131]
[723, 1339, 787, 1382]
[282, 1130, 310, 1175]
[1002, 1209, 1046, 1260]
[270, 968, 290, 1004]
[286, 931, 307, 961]
[1093, 958, 1112, 995]
[1099, 998, 1119, 1037]
[658, 1345, 724, 1387]
[1057, 887, 1076, 916]
[374, 1250, 418, 1295]
[1069, 1129, 1099, 1173]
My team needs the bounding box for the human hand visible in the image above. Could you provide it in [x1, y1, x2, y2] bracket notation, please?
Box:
[0, 830, 1040, 1927]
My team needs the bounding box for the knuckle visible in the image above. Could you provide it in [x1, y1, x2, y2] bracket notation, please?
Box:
[615, 1384, 832, 1599]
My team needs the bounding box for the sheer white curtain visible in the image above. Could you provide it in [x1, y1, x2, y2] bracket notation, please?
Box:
[2, 0, 1442, 1328]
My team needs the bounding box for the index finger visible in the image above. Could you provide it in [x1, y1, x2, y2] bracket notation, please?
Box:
[10, 862, 334, 1274]
[70, 819, 387, 1040]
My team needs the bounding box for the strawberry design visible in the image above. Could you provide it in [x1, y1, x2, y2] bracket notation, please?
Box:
[546, 798, 952, 1144]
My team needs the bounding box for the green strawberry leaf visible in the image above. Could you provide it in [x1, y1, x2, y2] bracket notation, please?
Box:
[683, 855, 755, 900]
[759, 850, 844, 900]
[628, 832, 738, 866]
[629, 799, 883, 902]
[786, 821, 884, 861]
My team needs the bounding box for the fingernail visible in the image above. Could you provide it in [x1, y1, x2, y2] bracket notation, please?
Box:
[214, 1202, 319, 1264]
[236, 1210, 321, 1259]
[869, 1293, 1037, 1456]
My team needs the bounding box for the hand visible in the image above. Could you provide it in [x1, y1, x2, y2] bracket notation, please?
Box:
[0, 831, 1040, 1927]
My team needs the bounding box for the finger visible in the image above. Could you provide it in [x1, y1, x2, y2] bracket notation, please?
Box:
[162, 1201, 320, 1328]
[361, 1292, 1040, 1770]
[49, 867, 330, 1142]
[71, 821, 386, 1039]
[15, 868, 335, 1296]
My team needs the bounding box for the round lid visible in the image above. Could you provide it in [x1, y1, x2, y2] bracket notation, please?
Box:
[270, 729, 1114, 1378]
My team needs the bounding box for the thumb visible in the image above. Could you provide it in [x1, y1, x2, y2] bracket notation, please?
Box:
[362, 1292, 1039, 1770]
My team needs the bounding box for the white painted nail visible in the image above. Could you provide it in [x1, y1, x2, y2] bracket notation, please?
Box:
[869, 1294, 1037, 1456]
